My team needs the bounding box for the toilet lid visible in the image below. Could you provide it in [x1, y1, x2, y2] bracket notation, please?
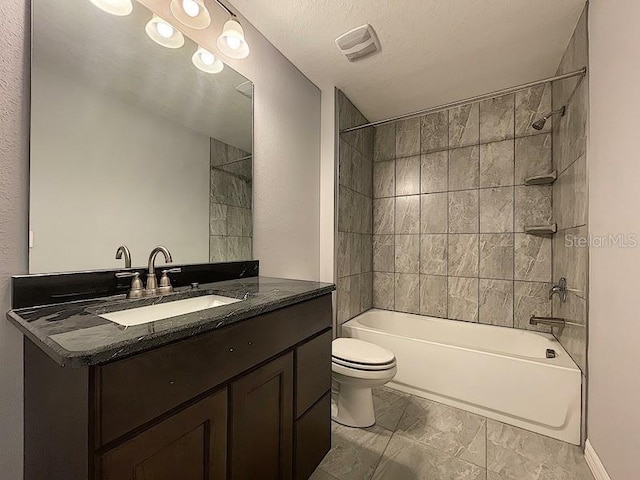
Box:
[332, 338, 395, 366]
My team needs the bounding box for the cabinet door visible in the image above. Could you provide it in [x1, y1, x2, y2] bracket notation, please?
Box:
[230, 352, 294, 480]
[98, 388, 227, 480]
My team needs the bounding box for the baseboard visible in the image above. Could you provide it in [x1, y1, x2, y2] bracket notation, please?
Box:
[585, 440, 612, 480]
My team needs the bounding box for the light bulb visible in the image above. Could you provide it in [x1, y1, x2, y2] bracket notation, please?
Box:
[156, 21, 174, 39]
[200, 51, 215, 66]
[226, 36, 242, 50]
[182, 0, 200, 17]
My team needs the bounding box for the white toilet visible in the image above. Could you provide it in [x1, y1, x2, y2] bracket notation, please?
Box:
[331, 338, 397, 428]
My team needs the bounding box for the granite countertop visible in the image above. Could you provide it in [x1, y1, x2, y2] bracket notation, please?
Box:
[7, 276, 335, 368]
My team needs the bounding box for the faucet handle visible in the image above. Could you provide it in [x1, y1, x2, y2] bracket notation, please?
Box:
[115, 271, 144, 299]
[158, 268, 182, 294]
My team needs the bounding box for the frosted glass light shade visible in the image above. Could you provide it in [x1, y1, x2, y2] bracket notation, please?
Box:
[192, 47, 224, 74]
[170, 0, 211, 30]
[216, 18, 250, 59]
[145, 15, 185, 49]
[88, 0, 133, 16]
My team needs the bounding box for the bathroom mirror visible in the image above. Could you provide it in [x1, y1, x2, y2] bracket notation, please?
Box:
[29, 0, 253, 274]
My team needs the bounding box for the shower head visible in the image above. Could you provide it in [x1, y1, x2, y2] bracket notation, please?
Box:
[531, 106, 566, 130]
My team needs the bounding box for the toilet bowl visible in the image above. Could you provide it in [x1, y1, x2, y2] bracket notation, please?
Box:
[331, 338, 397, 428]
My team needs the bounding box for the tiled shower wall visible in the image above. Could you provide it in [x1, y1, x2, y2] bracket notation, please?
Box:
[209, 138, 253, 262]
[336, 91, 374, 326]
[551, 6, 589, 374]
[372, 89, 557, 330]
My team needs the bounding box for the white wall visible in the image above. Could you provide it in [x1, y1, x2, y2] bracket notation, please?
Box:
[30, 65, 210, 273]
[588, 1, 640, 478]
[319, 87, 336, 284]
[212, 2, 322, 282]
[0, 0, 29, 477]
[0, 0, 322, 476]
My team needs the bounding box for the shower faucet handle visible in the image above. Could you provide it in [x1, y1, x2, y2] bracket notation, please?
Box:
[549, 278, 568, 302]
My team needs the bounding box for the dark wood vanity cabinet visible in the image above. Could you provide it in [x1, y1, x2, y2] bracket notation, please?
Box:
[24, 295, 332, 480]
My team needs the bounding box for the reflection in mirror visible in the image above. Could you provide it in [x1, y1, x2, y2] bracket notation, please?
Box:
[29, 0, 253, 274]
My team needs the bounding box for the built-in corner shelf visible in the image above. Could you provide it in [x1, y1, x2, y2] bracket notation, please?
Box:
[524, 224, 557, 236]
[524, 171, 557, 186]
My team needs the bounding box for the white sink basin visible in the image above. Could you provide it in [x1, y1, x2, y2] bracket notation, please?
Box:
[100, 294, 242, 327]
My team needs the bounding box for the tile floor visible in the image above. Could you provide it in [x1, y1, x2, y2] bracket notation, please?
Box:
[311, 387, 594, 480]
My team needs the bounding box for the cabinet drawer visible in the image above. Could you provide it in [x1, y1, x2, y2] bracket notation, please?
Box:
[95, 295, 331, 446]
[295, 392, 331, 480]
[296, 329, 332, 417]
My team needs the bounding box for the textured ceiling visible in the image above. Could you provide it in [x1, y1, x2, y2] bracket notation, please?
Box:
[33, 0, 253, 151]
[230, 0, 586, 122]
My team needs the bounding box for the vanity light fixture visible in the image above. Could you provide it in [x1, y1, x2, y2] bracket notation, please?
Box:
[216, 18, 250, 59]
[145, 14, 185, 49]
[87, 0, 133, 16]
[192, 46, 224, 74]
[170, 0, 212, 30]
[211, 0, 250, 59]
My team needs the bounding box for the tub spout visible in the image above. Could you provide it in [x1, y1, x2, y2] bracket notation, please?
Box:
[530, 316, 566, 330]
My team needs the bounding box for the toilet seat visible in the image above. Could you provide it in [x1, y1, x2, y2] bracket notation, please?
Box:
[331, 356, 396, 371]
[332, 338, 396, 371]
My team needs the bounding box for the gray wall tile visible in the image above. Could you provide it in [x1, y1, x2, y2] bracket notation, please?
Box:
[350, 233, 363, 275]
[448, 277, 479, 322]
[349, 274, 362, 318]
[448, 234, 479, 277]
[480, 187, 514, 233]
[480, 234, 514, 280]
[514, 234, 552, 282]
[209, 236, 227, 262]
[210, 138, 228, 166]
[396, 156, 421, 195]
[554, 80, 588, 174]
[553, 226, 588, 298]
[373, 160, 395, 198]
[514, 134, 552, 185]
[449, 190, 479, 233]
[395, 195, 420, 234]
[395, 235, 420, 273]
[210, 203, 227, 235]
[480, 94, 515, 143]
[514, 281, 552, 332]
[480, 140, 514, 188]
[479, 279, 514, 327]
[421, 151, 448, 193]
[361, 272, 373, 312]
[553, 154, 587, 231]
[449, 146, 479, 191]
[420, 275, 448, 317]
[395, 273, 420, 314]
[421, 193, 448, 234]
[362, 234, 373, 273]
[374, 197, 395, 234]
[421, 234, 447, 275]
[514, 186, 552, 232]
[337, 231, 351, 278]
[373, 234, 395, 272]
[374, 272, 395, 309]
[227, 206, 252, 236]
[421, 111, 448, 153]
[515, 84, 552, 137]
[396, 118, 421, 158]
[553, 292, 587, 371]
[449, 103, 479, 148]
[227, 236, 252, 260]
[374, 123, 396, 162]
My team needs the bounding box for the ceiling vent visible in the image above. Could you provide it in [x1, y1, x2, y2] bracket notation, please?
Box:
[335, 24, 381, 62]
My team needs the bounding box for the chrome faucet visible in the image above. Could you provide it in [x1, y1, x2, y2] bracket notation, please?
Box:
[549, 277, 568, 303]
[145, 246, 173, 295]
[115, 245, 132, 268]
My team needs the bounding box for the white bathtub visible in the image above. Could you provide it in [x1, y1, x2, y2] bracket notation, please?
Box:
[342, 309, 582, 445]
